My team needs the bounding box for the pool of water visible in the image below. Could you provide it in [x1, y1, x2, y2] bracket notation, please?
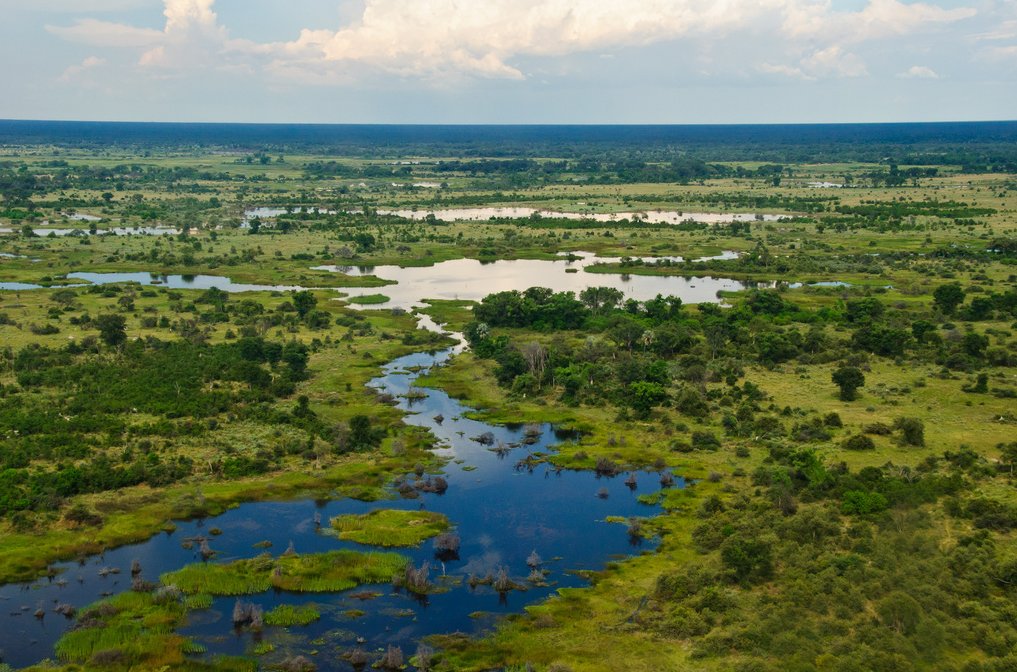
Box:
[65, 272, 303, 293]
[0, 273, 305, 293]
[316, 251, 752, 310]
[0, 325, 674, 669]
[0, 227, 180, 237]
[375, 207, 786, 224]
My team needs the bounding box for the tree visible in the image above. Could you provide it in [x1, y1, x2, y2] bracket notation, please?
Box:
[628, 381, 668, 418]
[292, 291, 317, 319]
[95, 314, 127, 347]
[579, 286, 624, 314]
[933, 283, 965, 316]
[832, 365, 865, 401]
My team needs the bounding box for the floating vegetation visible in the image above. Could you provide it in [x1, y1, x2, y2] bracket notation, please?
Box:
[265, 604, 321, 627]
[162, 551, 407, 596]
[331, 509, 449, 547]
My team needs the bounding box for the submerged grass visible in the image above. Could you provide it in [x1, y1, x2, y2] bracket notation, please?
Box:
[331, 509, 450, 547]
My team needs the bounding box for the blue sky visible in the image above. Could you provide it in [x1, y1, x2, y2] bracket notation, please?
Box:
[0, 0, 1013, 123]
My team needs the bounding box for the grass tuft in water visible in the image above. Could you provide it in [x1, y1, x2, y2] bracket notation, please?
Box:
[264, 604, 321, 627]
[331, 509, 450, 547]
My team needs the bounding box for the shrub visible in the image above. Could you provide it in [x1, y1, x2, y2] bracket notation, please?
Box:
[893, 417, 926, 447]
[842, 435, 876, 451]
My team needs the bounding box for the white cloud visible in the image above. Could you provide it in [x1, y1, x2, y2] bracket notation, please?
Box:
[898, 64, 939, 78]
[803, 45, 869, 78]
[46, 0, 979, 83]
[59, 55, 106, 83]
[46, 19, 163, 48]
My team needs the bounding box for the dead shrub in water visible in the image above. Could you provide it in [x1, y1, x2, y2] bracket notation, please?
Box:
[377, 645, 404, 670]
[415, 644, 435, 671]
[526, 550, 542, 568]
[279, 655, 316, 672]
[345, 648, 369, 667]
[417, 476, 448, 494]
[434, 533, 461, 560]
[493, 567, 514, 593]
[595, 458, 620, 476]
[402, 561, 431, 593]
[624, 473, 638, 489]
[232, 600, 264, 629]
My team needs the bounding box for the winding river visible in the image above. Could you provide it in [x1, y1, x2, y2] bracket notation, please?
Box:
[0, 320, 680, 670]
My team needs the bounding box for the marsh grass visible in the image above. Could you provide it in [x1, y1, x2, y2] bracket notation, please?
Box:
[54, 591, 188, 667]
[162, 551, 406, 595]
[264, 604, 321, 627]
[331, 509, 449, 547]
[347, 293, 391, 305]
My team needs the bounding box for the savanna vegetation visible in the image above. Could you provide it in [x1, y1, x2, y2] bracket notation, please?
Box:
[1, 121, 1016, 671]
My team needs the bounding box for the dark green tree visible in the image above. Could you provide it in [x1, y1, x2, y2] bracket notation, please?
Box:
[832, 365, 865, 401]
[933, 283, 965, 316]
[292, 291, 317, 319]
[95, 313, 127, 348]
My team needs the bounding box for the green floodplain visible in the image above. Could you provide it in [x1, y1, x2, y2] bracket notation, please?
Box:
[1, 124, 1016, 671]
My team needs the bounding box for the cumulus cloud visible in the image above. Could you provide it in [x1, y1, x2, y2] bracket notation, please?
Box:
[47, 0, 979, 83]
[898, 65, 939, 78]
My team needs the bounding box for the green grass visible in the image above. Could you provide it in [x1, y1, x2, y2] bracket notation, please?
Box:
[264, 604, 321, 627]
[331, 509, 450, 547]
[162, 550, 407, 595]
[346, 293, 391, 305]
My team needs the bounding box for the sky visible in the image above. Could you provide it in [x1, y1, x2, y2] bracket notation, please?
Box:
[0, 0, 1014, 124]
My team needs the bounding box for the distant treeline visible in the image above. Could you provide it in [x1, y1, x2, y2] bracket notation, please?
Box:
[2, 120, 1017, 170]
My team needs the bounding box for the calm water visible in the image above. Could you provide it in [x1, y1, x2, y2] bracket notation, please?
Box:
[243, 206, 786, 225]
[0, 273, 302, 293]
[0, 324, 676, 670]
[377, 206, 787, 224]
[315, 251, 751, 310]
[0, 227, 180, 237]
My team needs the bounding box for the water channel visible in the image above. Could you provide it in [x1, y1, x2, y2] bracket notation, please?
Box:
[0, 318, 680, 670]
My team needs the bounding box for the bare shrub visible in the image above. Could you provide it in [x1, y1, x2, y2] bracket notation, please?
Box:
[377, 645, 404, 670]
[434, 533, 461, 560]
[403, 561, 431, 593]
[231, 600, 264, 629]
[595, 458, 620, 476]
[279, 655, 316, 672]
